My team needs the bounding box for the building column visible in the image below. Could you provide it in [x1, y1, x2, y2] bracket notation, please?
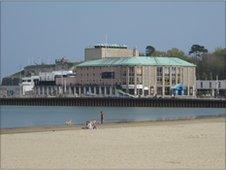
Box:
[58, 86, 61, 94]
[83, 86, 86, 95]
[78, 86, 81, 95]
[169, 67, 172, 87]
[193, 85, 196, 97]
[99, 86, 102, 95]
[48, 86, 51, 96]
[155, 66, 158, 96]
[162, 67, 165, 97]
[212, 89, 215, 97]
[142, 87, 144, 97]
[148, 66, 151, 96]
[49, 86, 52, 95]
[42, 86, 45, 96]
[187, 85, 190, 96]
[112, 86, 115, 95]
[126, 66, 129, 93]
[68, 86, 72, 95]
[134, 66, 137, 96]
[94, 86, 96, 95]
[104, 86, 107, 96]
[109, 86, 112, 96]
[38, 86, 41, 96]
[73, 86, 76, 95]
[88, 86, 91, 94]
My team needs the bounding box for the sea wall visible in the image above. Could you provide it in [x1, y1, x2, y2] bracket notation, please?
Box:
[0, 97, 225, 108]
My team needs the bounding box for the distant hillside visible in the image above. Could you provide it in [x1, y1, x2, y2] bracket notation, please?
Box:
[1, 60, 82, 85]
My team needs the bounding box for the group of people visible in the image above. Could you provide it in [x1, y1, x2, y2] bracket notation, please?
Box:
[65, 111, 106, 130]
[83, 111, 106, 130]
[84, 120, 98, 130]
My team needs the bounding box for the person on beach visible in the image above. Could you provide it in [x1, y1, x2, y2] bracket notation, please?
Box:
[100, 111, 105, 124]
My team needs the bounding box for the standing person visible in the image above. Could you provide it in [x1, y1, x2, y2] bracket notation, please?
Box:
[100, 111, 105, 124]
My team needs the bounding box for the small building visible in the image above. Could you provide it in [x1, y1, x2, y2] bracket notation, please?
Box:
[196, 80, 226, 98]
[39, 70, 73, 81]
[34, 71, 75, 97]
[21, 76, 40, 96]
[85, 44, 139, 61]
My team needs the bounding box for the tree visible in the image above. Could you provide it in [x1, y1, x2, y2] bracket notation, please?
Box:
[166, 48, 194, 63]
[152, 51, 167, 57]
[145, 45, 155, 56]
[195, 48, 226, 79]
[166, 48, 185, 57]
[189, 44, 208, 60]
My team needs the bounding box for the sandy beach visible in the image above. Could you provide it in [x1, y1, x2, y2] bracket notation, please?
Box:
[1, 117, 225, 169]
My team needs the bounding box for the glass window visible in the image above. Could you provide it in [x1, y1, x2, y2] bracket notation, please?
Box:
[137, 77, 142, 84]
[157, 87, 163, 95]
[157, 67, 163, 76]
[177, 77, 181, 84]
[171, 67, 176, 76]
[165, 87, 170, 95]
[101, 72, 115, 79]
[209, 82, 212, 88]
[177, 68, 181, 76]
[164, 77, 170, 85]
[129, 77, 134, 84]
[157, 77, 163, 85]
[164, 67, 170, 76]
[101, 87, 105, 94]
[144, 90, 149, 96]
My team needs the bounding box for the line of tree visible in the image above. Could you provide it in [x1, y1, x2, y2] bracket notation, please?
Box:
[144, 44, 226, 80]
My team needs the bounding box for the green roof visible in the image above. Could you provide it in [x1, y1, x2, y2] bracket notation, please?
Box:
[77, 56, 196, 67]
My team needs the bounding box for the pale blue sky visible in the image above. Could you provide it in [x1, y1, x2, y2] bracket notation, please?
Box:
[1, 1, 225, 78]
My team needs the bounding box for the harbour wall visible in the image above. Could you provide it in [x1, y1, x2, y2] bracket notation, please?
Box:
[0, 97, 226, 108]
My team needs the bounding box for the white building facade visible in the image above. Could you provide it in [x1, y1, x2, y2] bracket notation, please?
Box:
[196, 80, 226, 98]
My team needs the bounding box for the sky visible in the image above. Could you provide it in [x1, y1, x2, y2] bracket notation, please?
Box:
[1, 1, 225, 78]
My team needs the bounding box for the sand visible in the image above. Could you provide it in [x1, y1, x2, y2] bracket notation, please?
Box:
[1, 118, 225, 169]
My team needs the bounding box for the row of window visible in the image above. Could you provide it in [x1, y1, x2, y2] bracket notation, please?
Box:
[37, 86, 116, 95]
[157, 67, 182, 77]
[200, 82, 221, 88]
[157, 77, 181, 85]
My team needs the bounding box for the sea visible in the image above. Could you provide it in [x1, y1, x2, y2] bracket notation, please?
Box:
[0, 105, 225, 128]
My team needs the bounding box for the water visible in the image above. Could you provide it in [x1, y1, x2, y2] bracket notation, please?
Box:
[1, 105, 225, 128]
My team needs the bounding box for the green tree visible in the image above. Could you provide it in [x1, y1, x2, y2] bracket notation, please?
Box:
[167, 48, 194, 63]
[195, 48, 226, 79]
[145, 45, 155, 56]
[167, 48, 185, 57]
[189, 44, 208, 60]
[152, 50, 167, 57]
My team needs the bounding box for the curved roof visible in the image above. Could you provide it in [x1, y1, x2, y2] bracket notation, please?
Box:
[77, 56, 196, 67]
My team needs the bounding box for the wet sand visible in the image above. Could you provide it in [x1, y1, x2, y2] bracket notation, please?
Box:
[1, 117, 225, 169]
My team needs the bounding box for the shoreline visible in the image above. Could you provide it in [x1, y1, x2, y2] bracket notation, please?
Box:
[1, 114, 225, 135]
